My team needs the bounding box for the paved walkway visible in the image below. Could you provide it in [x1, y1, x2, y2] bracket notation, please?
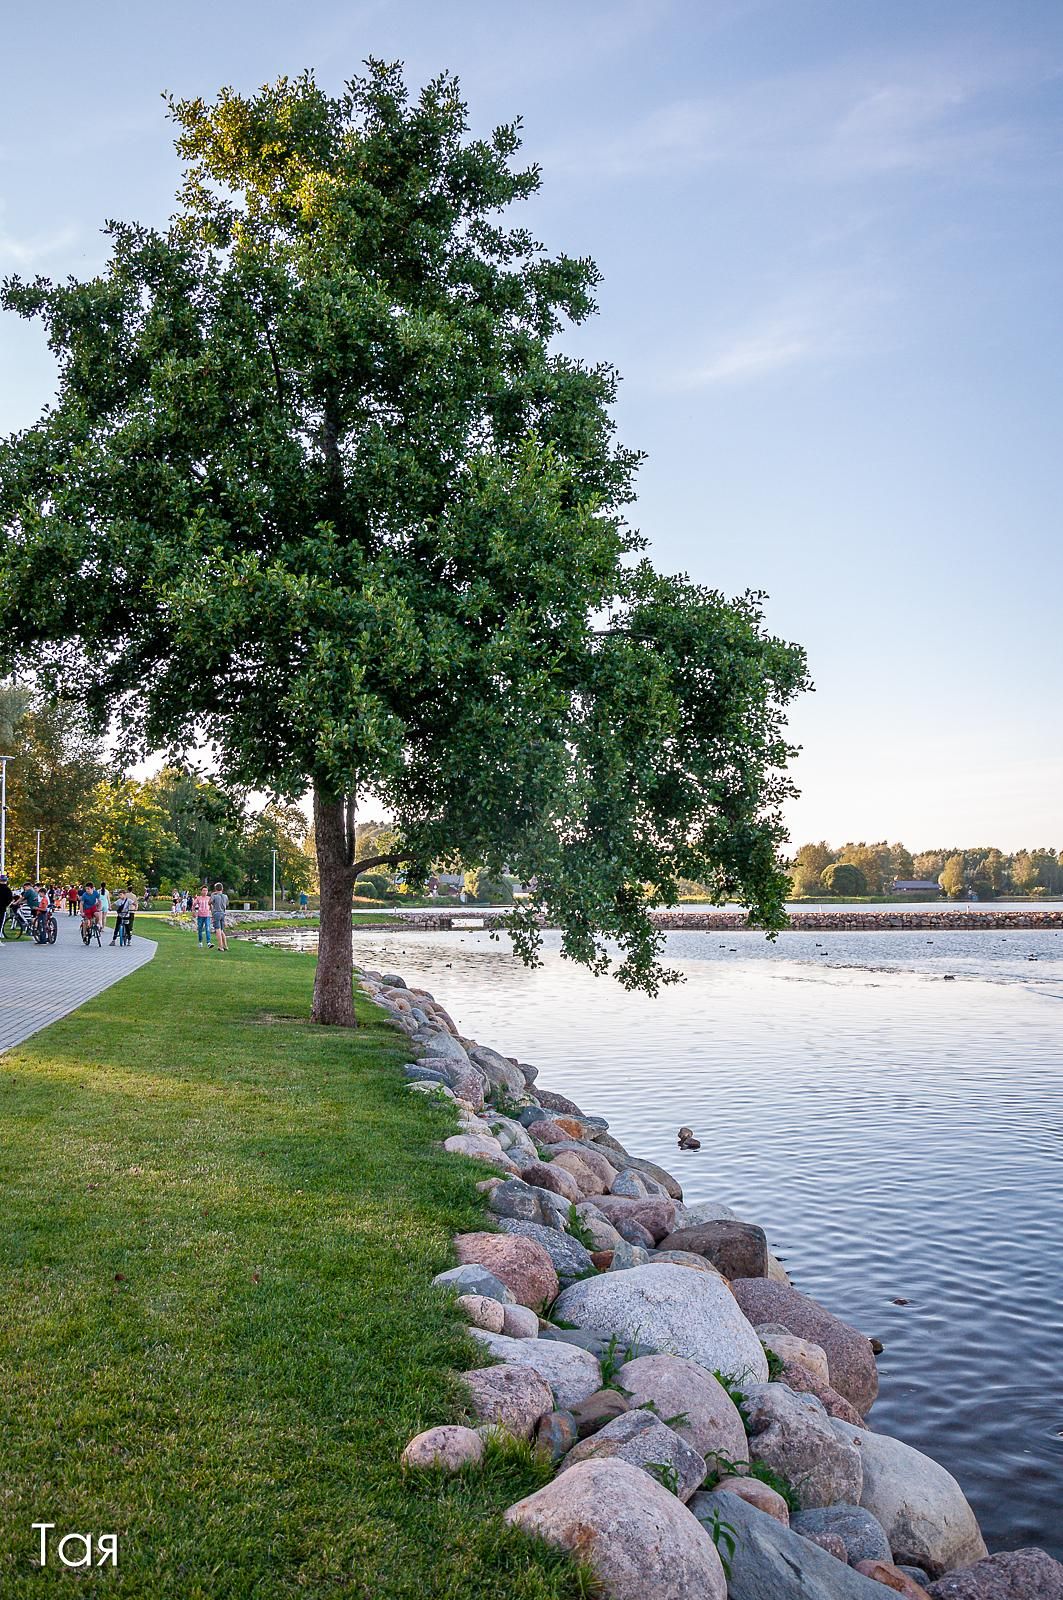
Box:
[0, 913, 156, 1053]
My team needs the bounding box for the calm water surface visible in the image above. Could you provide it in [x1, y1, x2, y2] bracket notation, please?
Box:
[274, 921, 1063, 1554]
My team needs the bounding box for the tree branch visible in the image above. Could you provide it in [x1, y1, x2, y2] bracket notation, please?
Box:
[353, 852, 414, 878]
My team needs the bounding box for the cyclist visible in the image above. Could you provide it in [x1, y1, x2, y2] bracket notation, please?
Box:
[80, 882, 102, 937]
[33, 883, 53, 942]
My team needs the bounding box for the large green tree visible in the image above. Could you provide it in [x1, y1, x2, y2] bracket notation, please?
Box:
[0, 65, 808, 1023]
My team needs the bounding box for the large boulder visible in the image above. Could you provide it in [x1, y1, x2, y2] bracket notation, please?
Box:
[792, 1505, 892, 1567]
[553, 1264, 769, 1384]
[560, 1408, 707, 1502]
[731, 1280, 879, 1415]
[551, 1150, 609, 1195]
[582, 1195, 677, 1240]
[468, 1044, 526, 1095]
[496, 1217, 596, 1280]
[614, 1353, 748, 1468]
[693, 1490, 894, 1599]
[463, 1364, 554, 1437]
[926, 1548, 1063, 1598]
[453, 1231, 559, 1310]
[468, 1330, 602, 1410]
[743, 1383, 863, 1510]
[523, 1160, 582, 1203]
[488, 1178, 553, 1225]
[830, 1419, 987, 1578]
[611, 1153, 684, 1199]
[505, 1457, 727, 1600]
[660, 1220, 769, 1279]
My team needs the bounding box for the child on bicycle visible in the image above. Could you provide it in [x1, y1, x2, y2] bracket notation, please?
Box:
[80, 883, 102, 932]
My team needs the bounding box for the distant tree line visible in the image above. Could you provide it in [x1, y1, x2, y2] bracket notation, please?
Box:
[788, 840, 1063, 900]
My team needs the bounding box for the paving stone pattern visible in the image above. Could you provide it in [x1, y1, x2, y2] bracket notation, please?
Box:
[0, 915, 156, 1053]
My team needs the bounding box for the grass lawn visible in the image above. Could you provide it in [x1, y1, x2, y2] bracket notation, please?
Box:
[0, 924, 584, 1598]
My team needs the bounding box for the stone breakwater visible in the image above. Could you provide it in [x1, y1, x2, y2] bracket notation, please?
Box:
[361, 966, 1063, 1600]
[370, 907, 1063, 933]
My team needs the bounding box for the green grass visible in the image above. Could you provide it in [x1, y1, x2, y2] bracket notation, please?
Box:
[0, 924, 585, 1598]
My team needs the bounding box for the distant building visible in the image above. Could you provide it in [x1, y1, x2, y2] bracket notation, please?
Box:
[891, 879, 943, 896]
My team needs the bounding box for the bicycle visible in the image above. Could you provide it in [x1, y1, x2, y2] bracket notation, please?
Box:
[35, 908, 58, 945]
[81, 914, 102, 948]
[117, 916, 132, 947]
[4, 900, 32, 940]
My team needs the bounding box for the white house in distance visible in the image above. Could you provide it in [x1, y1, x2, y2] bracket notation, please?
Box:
[891, 879, 944, 896]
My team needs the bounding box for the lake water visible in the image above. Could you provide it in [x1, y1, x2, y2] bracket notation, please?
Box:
[264, 920, 1063, 1555]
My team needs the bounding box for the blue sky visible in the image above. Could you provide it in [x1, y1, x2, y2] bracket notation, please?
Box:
[2, 0, 1061, 849]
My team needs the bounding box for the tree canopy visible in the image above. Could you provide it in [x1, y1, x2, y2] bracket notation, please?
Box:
[0, 63, 808, 1021]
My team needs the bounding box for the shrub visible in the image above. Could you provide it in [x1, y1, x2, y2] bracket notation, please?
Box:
[821, 862, 867, 896]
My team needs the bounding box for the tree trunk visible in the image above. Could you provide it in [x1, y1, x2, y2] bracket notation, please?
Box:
[311, 787, 358, 1026]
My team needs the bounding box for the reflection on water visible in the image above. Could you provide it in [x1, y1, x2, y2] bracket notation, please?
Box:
[257, 923, 1063, 1556]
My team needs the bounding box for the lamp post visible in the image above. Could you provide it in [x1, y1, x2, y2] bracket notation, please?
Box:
[271, 849, 277, 912]
[0, 754, 12, 875]
[35, 828, 42, 881]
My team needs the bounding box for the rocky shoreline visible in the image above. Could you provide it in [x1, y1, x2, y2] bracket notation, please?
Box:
[360, 964, 1063, 1600]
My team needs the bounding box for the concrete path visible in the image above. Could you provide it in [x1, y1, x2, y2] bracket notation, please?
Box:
[0, 912, 156, 1053]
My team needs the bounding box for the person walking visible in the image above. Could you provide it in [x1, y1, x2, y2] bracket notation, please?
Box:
[192, 886, 212, 947]
[66, 884, 78, 916]
[0, 873, 12, 940]
[99, 883, 110, 935]
[210, 882, 229, 951]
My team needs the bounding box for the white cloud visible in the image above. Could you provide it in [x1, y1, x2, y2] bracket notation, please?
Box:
[0, 213, 78, 269]
[544, 45, 1046, 184]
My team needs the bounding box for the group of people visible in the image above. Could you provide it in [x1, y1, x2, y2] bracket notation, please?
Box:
[0, 875, 140, 944]
[173, 883, 230, 950]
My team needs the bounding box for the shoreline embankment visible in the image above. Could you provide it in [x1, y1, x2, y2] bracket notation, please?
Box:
[366, 962, 1063, 1599]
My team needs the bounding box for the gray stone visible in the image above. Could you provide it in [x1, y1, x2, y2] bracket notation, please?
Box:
[468, 1043, 527, 1095]
[488, 1178, 550, 1224]
[505, 1458, 727, 1600]
[433, 1264, 514, 1303]
[732, 1279, 879, 1416]
[660, 1220, 769, 1279]
[615, 1353, 748, 1468]
[553, 1263, 769, 1383]
[924, 1551, 1063, 1598]
[609, 1239, 652, 1270]
[497, 1217, 597, 1279]
[468, 1330, 602, 1410]
[560, 1408, 707, 1502]
[403, 1064, 449, 1085]
[380, 972, 406, 987]
[611, 1169, 650, 1198]
[743, 1383, 863, 1510]
[616, 1217, 657, 1249]
[484, 1112, 538, 1156]
[464, 1363, 554, 1438]
[792, 1505, 892, 1567]
[829, 1418, 987, 1578]
[613, 1154, 684, 1200]
[501, 1302, 540, 1338]
[694, 1490, 890, 1599]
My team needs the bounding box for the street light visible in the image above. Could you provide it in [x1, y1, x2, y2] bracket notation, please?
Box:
[272, 848, 277, 912]
[35, 828, 42, 880]
[0, 754, 12, 875]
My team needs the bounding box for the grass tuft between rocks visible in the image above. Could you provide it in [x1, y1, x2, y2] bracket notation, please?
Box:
[0, 922, 587, 1598]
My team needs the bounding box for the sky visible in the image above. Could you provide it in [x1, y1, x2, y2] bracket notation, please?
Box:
[1, 0, 1061, 851]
